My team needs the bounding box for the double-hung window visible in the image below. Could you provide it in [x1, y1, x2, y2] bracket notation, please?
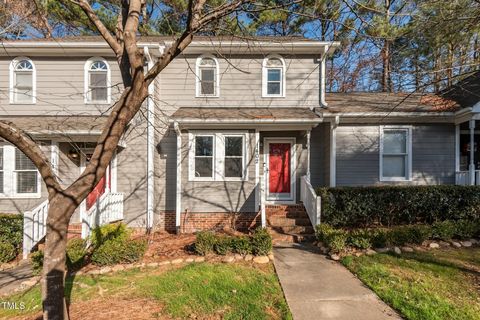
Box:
[194, 135, 214, 178]
[190, 132, 247, 181]
[262, 55, 286, 97]
[10, 58, 35, 104]
[380, 127, 412, 181]
[0, 144, 40, 197]
[196, 56, 219, 97]
[85, 58, 110, 104]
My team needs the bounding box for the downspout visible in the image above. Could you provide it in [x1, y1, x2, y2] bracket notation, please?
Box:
[320, 45, 329, 108]
[144, 46, 156, 232]
[174, 121, 182, 234]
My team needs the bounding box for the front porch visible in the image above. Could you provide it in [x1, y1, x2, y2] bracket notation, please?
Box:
[171, 107, 325, 234]
[455, 117, 480, 185]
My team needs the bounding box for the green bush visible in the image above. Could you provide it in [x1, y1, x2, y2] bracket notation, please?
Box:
[315, 224, 335, 243]
[0, 242, 17, 263]
[0, 214, 23, 263]
[90, 222, 129, 248]
[230, 236, 252, 255]
[432, 220, 456, 240]
[370, 228, 390, 248]
[66, 238, 88, 270]
[251, 228, 272, 256]
[91, 238, 146, 266]
[454, 220, 478, 240]
[31, 250, 44, 274]
[318, 185, 480, 228]
[214, 236, 231, 255]
[348, 230, 372, 249]
[325, 230, 348, 253]
[194, 231, 217, 256]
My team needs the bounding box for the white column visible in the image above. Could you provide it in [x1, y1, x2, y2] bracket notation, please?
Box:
[329, 116, 339, 187]
[144, 46, 155, 231]
[174, 122, 182, 233]
[306, 130, 311, 180]
[50, 141, 59, 177]
[254, 130, 260, 211]
[469, 119, 475, 185]
[455, 124, 460, 184]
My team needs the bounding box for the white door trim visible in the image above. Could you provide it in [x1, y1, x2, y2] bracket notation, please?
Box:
[79, 151, 117, 220]
[264, 137, 296, 204]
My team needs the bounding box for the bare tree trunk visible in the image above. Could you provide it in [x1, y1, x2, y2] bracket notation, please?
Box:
[41, 194, 78, 320]
[381, 39, 392, 92]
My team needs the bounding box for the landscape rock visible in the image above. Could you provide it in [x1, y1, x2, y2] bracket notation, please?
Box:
[393, 247, 402, 255]
[365, 249, 377, 256]
[375, 247, 390, 253]
[253, 256, 270, 264]
[234, 254, 243, 260]
[461, 241, 472, 247]
[111, 265, 125, 272]
[401, 246, 414, 253]
[450, 241, 462, 248]
[185, 258, 195, 263]
[147, 262, 158, 268]
[123, 264, 136, 270]
[438, 241, 451, 247]
[194, 256, 205, 263]
[319, 246, 329, 254]
[222, 256, 235, 263]
[268, 253, 275, 261]
[244, 254, 253, 261]
[469, 238, 478, 245]
[171, 258, 184, 264]
[428, 242, 440, 249]
[88, 269, 101, 275]
[354, 251, 363, 257]
[329, 253, 341, 261]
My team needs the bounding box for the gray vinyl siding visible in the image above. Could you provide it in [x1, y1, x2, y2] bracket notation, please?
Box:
[0, 56, 122, 116]
[335, 124, 455, 186]
[180, 130, 257, 213]
[158, 54, 320, 109]
[310, 123, 330, 187]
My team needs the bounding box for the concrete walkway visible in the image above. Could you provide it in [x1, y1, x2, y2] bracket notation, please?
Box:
[0, 262, 35, 296]
[274, 243, 401, 320]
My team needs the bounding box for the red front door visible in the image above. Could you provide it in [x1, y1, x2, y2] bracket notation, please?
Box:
[268, 143, 291, 195]
[85, 156, 111, 210]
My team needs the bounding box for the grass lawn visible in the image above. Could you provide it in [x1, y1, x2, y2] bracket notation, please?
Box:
[342, 247, 480, 320]
[0, 262, 291, 320]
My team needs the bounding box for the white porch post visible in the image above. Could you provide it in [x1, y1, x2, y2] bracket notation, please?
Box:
[144, 46, 155, 231]
[469, 119, 475, 185]
[455, 124, 460, 184]
[329, 116, 339, 187]
[306, 130, 311, 180]
[174, 122, 182, 233]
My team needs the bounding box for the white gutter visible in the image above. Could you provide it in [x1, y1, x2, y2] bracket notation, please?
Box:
[173, 121, 182, 234]
[144, 46, 155, 231]
[320, 45, 329, 107]
[322, 112, 456, 117]
[169, 118, 323, 124]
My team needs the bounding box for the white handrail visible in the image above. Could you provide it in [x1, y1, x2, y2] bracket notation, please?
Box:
[23, 200, 48, 259]
[300, 175, 321, 227]
[456, 170, 480, 185]
[81, 192, 124, 239]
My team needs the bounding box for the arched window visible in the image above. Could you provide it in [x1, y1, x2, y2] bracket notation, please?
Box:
[85, 58, 110, 104]
[262, 55, 286, 97]
[196, 55, 219, 97]
[10, 58, 35, 104]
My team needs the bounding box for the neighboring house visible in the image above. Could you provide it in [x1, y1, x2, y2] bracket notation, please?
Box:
[0, 36, 478, 254]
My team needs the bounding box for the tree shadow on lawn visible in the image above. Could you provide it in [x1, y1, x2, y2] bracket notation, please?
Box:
[384, 250, 480, 278]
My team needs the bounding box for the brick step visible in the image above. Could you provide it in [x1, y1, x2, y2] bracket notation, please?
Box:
[269, 229, 316, 244]
[267, 216, 312, 227]
[266, 209, 308, 218]
[270, 225, 314, 235]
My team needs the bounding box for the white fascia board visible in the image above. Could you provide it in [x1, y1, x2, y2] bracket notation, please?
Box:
[170, 118, 323, 124]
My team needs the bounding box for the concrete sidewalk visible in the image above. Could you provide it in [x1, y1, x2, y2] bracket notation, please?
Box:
[0, 262, 35, 296]
[273, 243, 401, 320]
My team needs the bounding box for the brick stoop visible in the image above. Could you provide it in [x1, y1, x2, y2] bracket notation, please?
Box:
[266, 205, 315, 243]
[67, 223, 82, 239]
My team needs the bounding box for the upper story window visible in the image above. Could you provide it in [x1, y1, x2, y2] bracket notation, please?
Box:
[262, 55, 286, 98]
[380, 126, 412, 181]
[196, 56, 219, 97]
[85, 58, 111, 104]
[10, 58, 36, 104]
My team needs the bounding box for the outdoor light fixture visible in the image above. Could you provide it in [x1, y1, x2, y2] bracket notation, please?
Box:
[68, 149, 80, 160]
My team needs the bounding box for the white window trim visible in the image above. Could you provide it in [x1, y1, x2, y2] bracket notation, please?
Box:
[262, 54, 286, 98]
[195, 55, 220, 98]
[84, 57, 111, 105]
[9, 57, 36, 104]
[0, 144, 41, 199]
[188, 131, 249, 182]
[379, 125, 413, 182]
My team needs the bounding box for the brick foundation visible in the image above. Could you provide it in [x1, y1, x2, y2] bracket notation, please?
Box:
[67, 223, 82, 239]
